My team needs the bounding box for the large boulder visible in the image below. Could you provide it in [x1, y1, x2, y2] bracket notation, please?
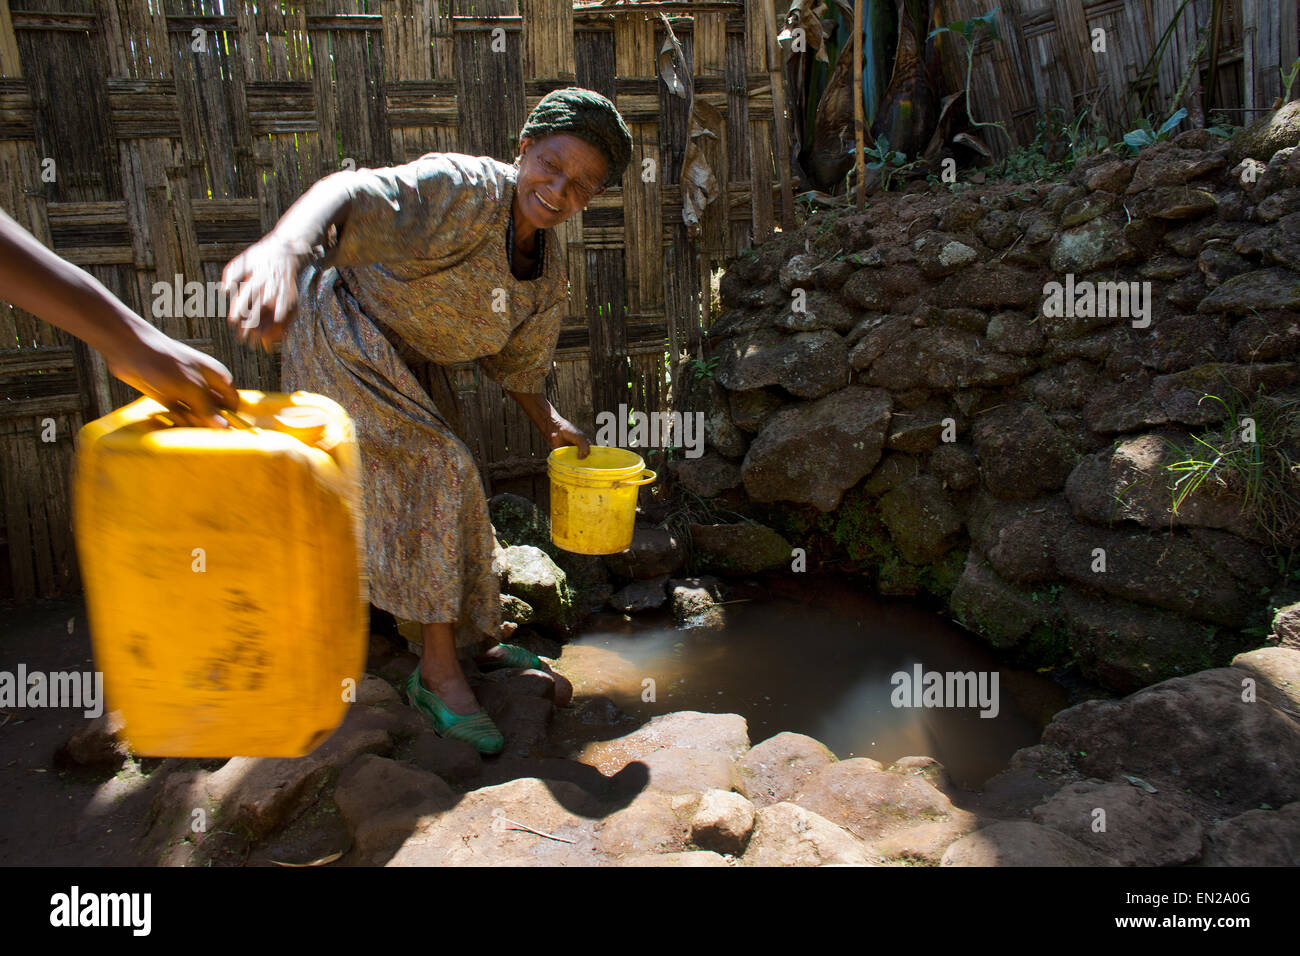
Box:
[736, 732, 840, 808]
[1030, 779, 1205, 866]
[1229, 98, 1300, 164]
[493, 545, 580, 634]
[714, 327, 850, 400]
[741, 386, 892, 511]
[688, 521, 792, 574]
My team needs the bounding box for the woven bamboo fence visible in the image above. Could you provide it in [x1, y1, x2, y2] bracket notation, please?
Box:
[935, 0, 1298, 156]
[0, 0, 796, 605]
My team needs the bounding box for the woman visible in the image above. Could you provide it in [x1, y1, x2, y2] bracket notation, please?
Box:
[221, 88, 632, 754]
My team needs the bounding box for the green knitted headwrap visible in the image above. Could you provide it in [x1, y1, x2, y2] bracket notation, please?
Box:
[519, 87, 633, 188]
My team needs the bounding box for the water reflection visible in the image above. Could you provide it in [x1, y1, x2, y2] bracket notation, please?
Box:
[560, 575, 1068, 789]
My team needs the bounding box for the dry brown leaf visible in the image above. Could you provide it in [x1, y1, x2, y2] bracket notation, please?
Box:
[269, 849, 344, 867]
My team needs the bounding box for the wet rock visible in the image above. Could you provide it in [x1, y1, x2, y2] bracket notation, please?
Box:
[736, 732, 840, 808]
[1196, 267, 1300, 314]
[740, 385, 892, 511]
[941, 820, 1119, 866]
[690, 788, 756, 855]
[603, 525, 685, 580]
[1064, 429, 1264, 542]
[949, 549, 1061, 649]
[971, 402, 1076, 499]
[688, 521, 792, 574]
[878, 474, 962, 565]
[493, 545, 579, 634]
[742, 802, 872, 866]
[670, 575, 727, 628]
[1030, 779, 1204, 865]
[714, 327, 850, 400]
[407, 731, 482, 784]
[1201, 802, 1300, 865]
[1041, 667, 1300, 814]
[608, 574, 669, 613]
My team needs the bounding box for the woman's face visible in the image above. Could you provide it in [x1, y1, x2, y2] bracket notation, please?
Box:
[515, 133, 609, 229]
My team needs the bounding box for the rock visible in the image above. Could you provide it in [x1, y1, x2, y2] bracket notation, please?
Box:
[577, 711, 750, 779]
[670, 575, 727, 628]
[728, 387, 785, 433]
[490, 695, 554, 758]
[941, 821, 1119, 866]
[670, 451, 743, 498]
[848, 315, 913, 369]
[740, 386, 892, 511]
[688, 521, 792, 574]
[673, 363, 748, 458]
[928, 443, 979, 491]
[1031, 779, 1204, 865]
[688, 789, 756, 855]
[774, 289, 858, 333]
[736, 732, 839, 808]
[633, 746, 739, 794]
[1136, 186, 1218, 220]
[1273, 601, 1300, 650]
[608, 574, 669, 613]
[1052, 524, 1274, 628]
[493, 545, 579, 634]
[865, 327, 1033, 390]
[1202, 802, 1300, 865]
[911, 231, 979, 278]
[1257, 187, 1300, 222]
[987, 310, 1046, 355]
[1197, 268, 1300, 313]
[1041, 667, 1300, 814]
[1084, 159, 1135, 193]
[357, 674, 400, 707]
[714, 327, 850, 400]
[385, 777, 607, 866]
[500, 593, 535, 625]
[948, 550, 1061, 650]
[742, 802, 872, 866]
[1198, 244, 1253, 287]
[976, 209, 1021, 249]
[778, 253, 818, 291]
[1230, 647, 1300, 713]
[972, 402, 1076, 499]
[884, 400, 957, 452]
[616, 850, 731, 866]
[334, 754, 457, 861]
[1064, 429, 1264, 542]
[1229, 310, 1300, 361]
[603, 525, 685, 580]
[868, 819, 978, 865]
[407, 731, 482, 784]
[886, 756, 955, 796]
[794, 759, 976, 845]
[966, 492, 1073, 583]
[594, 789, 694, 857]
[1060, 194, 1112, 227]
[488, 493, 550, 551]
[1049, 217, 1138, 273]
[1230, 99, 1300, 164]
[927, 262, 1045, 309]
[58, 711, 130, 767]
[1059, 586, 1225, 693]
[878, 474, 962, 565]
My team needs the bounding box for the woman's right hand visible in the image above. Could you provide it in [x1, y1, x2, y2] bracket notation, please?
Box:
[221, 231, 315, 352]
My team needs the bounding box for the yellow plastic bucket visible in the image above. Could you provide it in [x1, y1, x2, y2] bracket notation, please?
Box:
[547, 446, 656, 555]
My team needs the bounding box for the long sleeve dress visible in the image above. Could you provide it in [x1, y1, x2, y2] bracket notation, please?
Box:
[280, 152, 568, 652]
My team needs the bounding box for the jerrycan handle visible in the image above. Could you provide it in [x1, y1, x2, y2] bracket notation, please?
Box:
[617, 468, 657, 487]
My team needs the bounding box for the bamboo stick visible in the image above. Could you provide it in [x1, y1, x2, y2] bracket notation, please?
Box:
[853, 0, 864, 211]
[761, 0, 794, 229]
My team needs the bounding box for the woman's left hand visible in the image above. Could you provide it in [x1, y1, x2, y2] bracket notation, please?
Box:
[544, 413, 591, 458]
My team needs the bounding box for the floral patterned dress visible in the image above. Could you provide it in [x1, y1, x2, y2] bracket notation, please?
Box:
[280, 152, 567, 651]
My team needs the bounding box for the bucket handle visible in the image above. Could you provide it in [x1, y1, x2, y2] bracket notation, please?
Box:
[617, 468, 657, 487]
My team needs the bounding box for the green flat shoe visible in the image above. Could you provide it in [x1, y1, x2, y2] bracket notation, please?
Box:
[405, 669, 504, 755]
[475, 643, 544, 672]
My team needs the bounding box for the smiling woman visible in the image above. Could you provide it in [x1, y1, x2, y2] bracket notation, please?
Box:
[219, 87, 632, 754]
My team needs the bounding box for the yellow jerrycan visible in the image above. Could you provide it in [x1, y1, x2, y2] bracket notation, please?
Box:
[73, 389, 367, 758]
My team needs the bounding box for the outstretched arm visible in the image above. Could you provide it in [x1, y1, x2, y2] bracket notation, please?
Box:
[507, 389, 590, 457]
[0, 207, 238, 427]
